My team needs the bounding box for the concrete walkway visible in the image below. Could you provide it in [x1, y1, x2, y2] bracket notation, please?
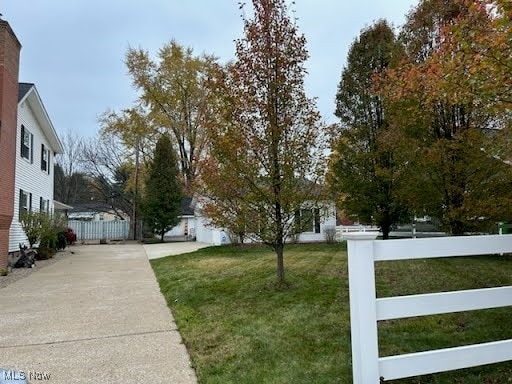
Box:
[0, 244, 197, 384]
[143, 242, 211, 260]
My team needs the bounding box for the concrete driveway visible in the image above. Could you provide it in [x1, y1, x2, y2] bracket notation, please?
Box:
[0, 244, 197, 384]
[143, 242, 211, 260]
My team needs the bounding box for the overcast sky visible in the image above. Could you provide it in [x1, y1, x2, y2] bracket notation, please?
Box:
[2, 0, 418, 139]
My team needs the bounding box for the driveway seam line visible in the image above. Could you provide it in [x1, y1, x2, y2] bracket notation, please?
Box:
[0, 328, 176, 349]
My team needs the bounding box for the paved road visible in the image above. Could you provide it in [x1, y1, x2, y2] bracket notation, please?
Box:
[143, 242, 211, 260]
[0, 244, 197, 384]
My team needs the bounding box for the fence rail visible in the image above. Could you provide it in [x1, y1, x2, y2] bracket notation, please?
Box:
[68, 220, 130, 241]
[345, 232, 512, 383]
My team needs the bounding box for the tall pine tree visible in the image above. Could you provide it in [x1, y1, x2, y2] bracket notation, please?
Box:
[143, 134, 182, 242]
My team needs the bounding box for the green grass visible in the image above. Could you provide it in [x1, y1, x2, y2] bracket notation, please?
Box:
[150, 243, 512, 383]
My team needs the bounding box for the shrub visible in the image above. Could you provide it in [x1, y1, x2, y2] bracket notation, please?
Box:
[65, 228, 77, 245]
[20, 211, 44, 248]
[38, 213, 67, 257]
[57, 231, 67, 250]
[36, 246, 54, 260]
[324, 226, 337, 244]
[20, 212, 67, 259]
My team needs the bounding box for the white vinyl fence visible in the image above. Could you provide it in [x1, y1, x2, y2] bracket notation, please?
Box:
[345, 232, 512, 383]
[68, 220, 130, 241]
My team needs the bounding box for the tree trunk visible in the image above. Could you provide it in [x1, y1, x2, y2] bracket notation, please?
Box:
[381, 224, 391, 240]
[276, 241, 285, 284]
[450, 220, 465, 236]
[160, 231, 165, 242]
[274, 200, 285, 284]
[380, 209, 392, 240]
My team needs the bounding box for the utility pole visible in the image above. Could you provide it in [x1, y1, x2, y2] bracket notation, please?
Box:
[132, 135, 140, 240]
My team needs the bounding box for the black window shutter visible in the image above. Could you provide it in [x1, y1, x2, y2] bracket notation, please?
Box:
[48, 150, 51, 174]
[40, 196, 43, 211]
[29, 193, 32, 212]
[41, 144, 45, 170]
[30, 134, 34, 163]
[20, 125, 25, 156]
[294, 209, 301, 231]
[314, 208, 321, 234]
[19, 189, 24, 218]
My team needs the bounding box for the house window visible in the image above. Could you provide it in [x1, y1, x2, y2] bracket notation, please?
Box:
[40, 144, 51, 173]
[40, 197, 50, 213]
[19, 189, 32, 217]
[296, 208, 321, 233]
[41, 144, 47, 171]
[21, 125, 34, 162]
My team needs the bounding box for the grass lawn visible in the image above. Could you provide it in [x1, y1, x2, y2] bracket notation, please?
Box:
[150, 243, 512, 383]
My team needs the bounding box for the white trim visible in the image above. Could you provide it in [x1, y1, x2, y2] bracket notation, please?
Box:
[18, 84, 63, 154]
[346, 234, 512, 382]
[373, 234, 512, 261]
[379, 340, 512, 380]
[376, 286, 512, 321]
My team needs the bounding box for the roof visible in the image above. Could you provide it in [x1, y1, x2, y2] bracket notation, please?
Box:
[53, 200, 73, 210]
[18, 82, 64, 154]
[181, 197, 194, 216]
[70, 198, 193, 216]
[68, 212, 96, 220]
[18, 82, 33, 102]
[69, 202, 114, 214]
[68, 202, 125, 220]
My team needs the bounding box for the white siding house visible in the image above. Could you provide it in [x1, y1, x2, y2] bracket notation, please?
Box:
[293, 201, 337, 243]
[163, 197, 196, 239]
[8, 83, 63, 252]
[194, 200, 337, 246]
[194, 210, 230, 245]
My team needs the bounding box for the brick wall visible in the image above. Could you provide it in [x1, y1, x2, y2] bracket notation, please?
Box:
[0, 20, 21, 269]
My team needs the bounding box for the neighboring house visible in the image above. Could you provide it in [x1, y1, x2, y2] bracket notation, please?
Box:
[8, 83, 64, 253]
[293, 202, 337, 243]
[68, 202, 128, 222]
[164, 197, 196, 239]
[192, 198, 337, 246]
[53, 200, 73, 218]
[0, 19, 21, 269]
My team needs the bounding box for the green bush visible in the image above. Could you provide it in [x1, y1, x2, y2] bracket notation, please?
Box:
[20, 211, 43, 248]
[36, 245, 54, 260]
[57, 231, 67, 250]
[20, 211, 67, 259]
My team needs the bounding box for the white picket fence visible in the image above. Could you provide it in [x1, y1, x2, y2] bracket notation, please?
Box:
[345, 232, 512, 383]
[68, 220, 130, 241]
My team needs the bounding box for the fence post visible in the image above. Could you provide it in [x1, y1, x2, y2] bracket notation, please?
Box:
[344, 231, 380, 384]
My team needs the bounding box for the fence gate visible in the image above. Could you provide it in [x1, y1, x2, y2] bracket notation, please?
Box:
[345, 232, 512, 383]
[68, 220, 130, 241]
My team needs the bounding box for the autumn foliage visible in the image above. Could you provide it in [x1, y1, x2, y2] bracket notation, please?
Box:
[339, 0, 512, 235]
[198, 0, 327, 283]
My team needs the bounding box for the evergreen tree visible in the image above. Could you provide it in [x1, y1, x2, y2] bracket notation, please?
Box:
[143, 134, 182, 241]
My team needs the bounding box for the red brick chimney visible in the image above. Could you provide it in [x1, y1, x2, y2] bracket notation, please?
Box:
[0, 19, 21, 269]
